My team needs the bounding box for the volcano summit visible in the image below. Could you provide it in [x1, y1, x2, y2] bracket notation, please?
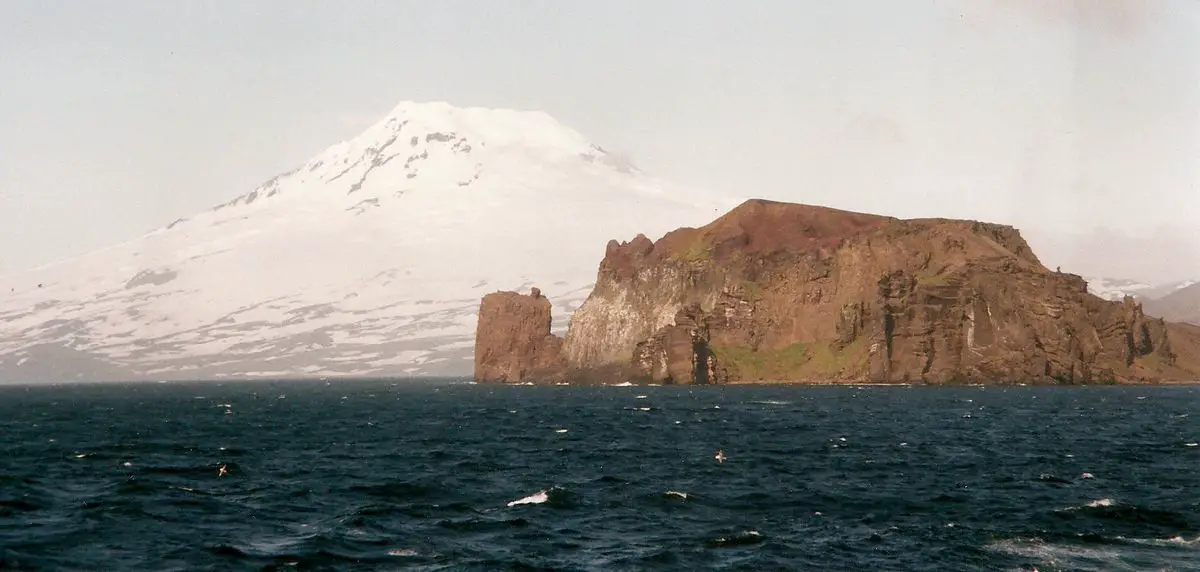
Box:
[0, 101, 736, 382]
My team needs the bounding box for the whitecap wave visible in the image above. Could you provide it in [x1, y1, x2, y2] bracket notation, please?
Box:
[506, 490, 548, 507]
[1118, 534, 1200, 547]
[1058, 498, 1115, 512]
[987, 536, 1124, 570]
[708, 530, 763, 547]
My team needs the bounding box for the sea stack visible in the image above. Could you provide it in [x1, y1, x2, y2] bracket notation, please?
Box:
[473, 287, 567, 384]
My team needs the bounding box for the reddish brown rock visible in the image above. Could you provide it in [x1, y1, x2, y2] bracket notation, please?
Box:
[473, 287, 566, 383]
[557, 199, 1200, 384]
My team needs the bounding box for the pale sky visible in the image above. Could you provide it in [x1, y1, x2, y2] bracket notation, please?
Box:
[1, 0, 1197, 281]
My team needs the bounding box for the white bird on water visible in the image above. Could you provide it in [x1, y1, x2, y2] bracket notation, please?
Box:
[217, 464, 228, 477]
[715, 450, 726, 464]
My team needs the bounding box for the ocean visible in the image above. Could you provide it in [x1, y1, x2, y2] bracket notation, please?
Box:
[1, 380, 1198, 571]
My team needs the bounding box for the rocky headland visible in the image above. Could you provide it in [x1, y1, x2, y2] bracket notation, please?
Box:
[474, 199, 1200, 385]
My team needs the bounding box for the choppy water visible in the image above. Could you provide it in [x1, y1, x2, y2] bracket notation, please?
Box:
[2, 380, 1199, 571]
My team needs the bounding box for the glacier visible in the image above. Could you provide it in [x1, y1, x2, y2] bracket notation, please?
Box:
[0, 101, 741, 382]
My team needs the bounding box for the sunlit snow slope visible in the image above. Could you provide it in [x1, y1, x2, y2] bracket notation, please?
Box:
[1084, 276, 1197, 302]
[0, 101, 740, 382]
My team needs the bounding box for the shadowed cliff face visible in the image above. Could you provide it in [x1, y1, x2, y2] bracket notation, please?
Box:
[555, 199, 1200, 384]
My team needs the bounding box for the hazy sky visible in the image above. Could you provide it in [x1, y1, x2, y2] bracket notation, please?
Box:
[1, 0, 1197, 281]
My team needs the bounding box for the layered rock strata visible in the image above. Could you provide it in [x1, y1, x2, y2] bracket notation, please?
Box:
[474, 200, 1200, 384]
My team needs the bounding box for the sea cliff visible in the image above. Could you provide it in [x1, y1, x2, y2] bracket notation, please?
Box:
[474, 199, 1200, 384]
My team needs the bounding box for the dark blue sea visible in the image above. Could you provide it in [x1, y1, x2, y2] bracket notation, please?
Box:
[2, 380, 1199, 571]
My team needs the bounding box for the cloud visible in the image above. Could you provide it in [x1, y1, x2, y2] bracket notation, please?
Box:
[944, 0, 1167, 39]
[1024, 223, 1200, 283]
[335, 111, 384, 131]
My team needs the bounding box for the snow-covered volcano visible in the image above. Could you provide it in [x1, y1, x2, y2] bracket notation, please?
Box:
[0, 101, 740, 382]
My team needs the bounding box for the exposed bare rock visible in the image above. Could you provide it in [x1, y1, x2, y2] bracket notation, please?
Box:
[555, 199, 1200, 384]
[473, 287, 566, 383]
[632, 304, 717, 384]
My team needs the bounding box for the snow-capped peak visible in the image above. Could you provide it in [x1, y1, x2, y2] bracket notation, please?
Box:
[382, 100, 596, 152]
[212, 101, 624, 213]
[0, 100, 739, 382]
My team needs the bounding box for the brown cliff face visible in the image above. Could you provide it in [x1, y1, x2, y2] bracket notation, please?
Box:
[631, 304, 717, 384]
[473, 287, 566, 383]
[558, 199, 1200, 384]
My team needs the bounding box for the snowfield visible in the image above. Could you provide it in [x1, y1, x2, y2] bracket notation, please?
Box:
[1083, 276, 1196, 302]
[0, 101, 740, 382]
